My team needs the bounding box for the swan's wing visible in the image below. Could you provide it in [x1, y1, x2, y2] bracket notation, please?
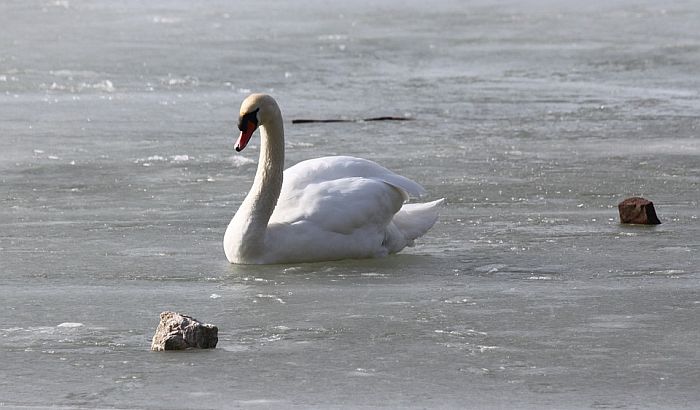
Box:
[281, 156, 426, 201]
[269, 175, 405, 234]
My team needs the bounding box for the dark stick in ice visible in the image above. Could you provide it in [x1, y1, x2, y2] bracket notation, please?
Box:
[292, 116, 413, 124]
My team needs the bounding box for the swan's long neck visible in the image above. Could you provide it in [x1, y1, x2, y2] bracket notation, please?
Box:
[232, 113, 284, 258]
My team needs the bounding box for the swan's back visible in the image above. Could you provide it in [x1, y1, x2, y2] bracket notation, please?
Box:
[281, 156, 426, 200]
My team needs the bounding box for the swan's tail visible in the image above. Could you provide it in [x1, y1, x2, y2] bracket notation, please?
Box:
[392, 198, 445, 246]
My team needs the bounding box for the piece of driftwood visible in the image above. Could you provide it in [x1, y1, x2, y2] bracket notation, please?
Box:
[151, 311, 218, 351]
[292, 116, 413, 124]
[618, 197, 661, 225]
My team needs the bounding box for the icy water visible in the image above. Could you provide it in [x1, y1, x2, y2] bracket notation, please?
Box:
[1, 0, 699, 408]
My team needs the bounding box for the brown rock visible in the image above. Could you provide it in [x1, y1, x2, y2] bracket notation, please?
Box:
[618, 197, 661, 225]
[151, 311, 218, 351]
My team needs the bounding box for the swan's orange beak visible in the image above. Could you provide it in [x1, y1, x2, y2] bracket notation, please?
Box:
[235, 122, 257, 152]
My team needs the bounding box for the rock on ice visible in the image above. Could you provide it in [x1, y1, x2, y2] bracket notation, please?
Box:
[618, 197, 661, 225]
[151, 311, 218, 351]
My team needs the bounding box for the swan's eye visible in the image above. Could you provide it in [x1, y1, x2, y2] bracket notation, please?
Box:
[238, 108, 260, 132]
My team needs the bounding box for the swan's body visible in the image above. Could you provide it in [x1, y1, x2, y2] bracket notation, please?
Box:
[224, 94, 443, 264]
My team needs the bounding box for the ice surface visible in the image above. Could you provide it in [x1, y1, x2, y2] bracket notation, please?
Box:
[1, 0, 699, 408]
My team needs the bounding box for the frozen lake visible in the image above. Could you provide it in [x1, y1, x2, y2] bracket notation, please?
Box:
[1, 0, 699, 408]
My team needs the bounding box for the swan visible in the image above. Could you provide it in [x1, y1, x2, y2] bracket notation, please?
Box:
[223, 94, 444, 264]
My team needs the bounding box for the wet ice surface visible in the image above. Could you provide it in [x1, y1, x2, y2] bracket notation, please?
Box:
[1, 0, 699, 408]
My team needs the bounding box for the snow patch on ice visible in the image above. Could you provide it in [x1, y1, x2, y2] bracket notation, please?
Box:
[134, 154, 195, 165]
[57, 322, 83, 328]
[317, 34, 349, 41]
[152, 16, 181, 24]
[161, 74, 199, 87]
[254, 294, 286, 304]
[475, 263, 507, 274]
[230, 156, 256, 167]
[47, 79, 114, 93]
[91, 79, 115, 92]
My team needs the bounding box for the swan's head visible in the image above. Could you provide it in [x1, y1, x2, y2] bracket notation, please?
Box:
[235, 93, 280, 152]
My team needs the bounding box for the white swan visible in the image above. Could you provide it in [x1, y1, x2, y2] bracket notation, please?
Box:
[224, 94, 444, 264]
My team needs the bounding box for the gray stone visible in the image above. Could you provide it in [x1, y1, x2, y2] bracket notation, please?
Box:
[151, 311, 218, 351]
